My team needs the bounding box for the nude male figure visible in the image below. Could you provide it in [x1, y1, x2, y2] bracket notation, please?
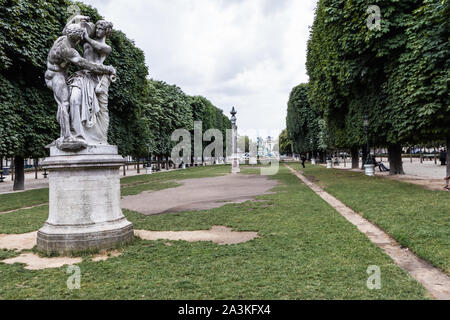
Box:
[45, 22, 115, 147]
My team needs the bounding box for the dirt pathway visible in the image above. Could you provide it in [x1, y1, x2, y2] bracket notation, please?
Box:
[285, 164, 450, 300]
[121, 174, 278, 215]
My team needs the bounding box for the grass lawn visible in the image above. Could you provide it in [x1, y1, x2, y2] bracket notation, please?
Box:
[289, 163, 450, 275]
[0, 165, 428, 299]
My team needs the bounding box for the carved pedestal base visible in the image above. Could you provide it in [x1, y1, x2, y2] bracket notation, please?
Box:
[37, 145, 134, 255]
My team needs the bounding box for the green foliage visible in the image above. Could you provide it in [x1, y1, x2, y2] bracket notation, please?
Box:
[0, 0, 69, 157]
[305, 0, 447, 150]
[385, 0, 450, 142]
[0, 1, 148, 158]
[143, 80, 193, 157]
[0, 1, 231, 163]
[278, 129, 292, 155]
[286, 84, 322, 154]
[188, 95, 231, 157]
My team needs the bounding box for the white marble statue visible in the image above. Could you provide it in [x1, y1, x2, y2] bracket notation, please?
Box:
[45, 15, 116, 151]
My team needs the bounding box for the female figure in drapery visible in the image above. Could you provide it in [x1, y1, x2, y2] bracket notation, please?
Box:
[67, 16, 116, 145]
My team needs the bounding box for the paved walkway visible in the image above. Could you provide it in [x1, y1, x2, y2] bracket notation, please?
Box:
[286, 164, 450, 300]
[333, 157, 446, 179]
[329, 158, 447, 191]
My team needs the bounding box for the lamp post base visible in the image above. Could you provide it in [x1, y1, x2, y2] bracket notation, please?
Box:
[364, 164, 375, 176]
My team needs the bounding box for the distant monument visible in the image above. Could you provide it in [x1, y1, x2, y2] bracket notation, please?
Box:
[230, 107, 240, 174]
[38, 15, 134, 254]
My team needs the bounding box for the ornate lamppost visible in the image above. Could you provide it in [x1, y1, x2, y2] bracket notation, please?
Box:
[231, 107, 240, 174]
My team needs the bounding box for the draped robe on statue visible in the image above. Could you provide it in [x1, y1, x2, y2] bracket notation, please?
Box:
[68, 70, 111, 145]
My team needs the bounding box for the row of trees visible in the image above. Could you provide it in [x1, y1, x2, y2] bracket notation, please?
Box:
[286, 0, 449, 175]
[0, 0, 230, 189]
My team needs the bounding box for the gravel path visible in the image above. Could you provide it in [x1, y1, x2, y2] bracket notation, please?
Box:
[332, 157, 446, 179]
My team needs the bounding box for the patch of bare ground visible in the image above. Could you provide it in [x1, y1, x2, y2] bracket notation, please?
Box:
[383, 175, 447, 191]
[135, 226, 258, 245]
[2, 253, 82, 270]
[0, 232, 37, 251]
[0, 231, 123, 270]
[121, 174, 278, 215]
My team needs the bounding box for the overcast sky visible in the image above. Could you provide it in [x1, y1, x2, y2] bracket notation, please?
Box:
[81, 0, 317, 139]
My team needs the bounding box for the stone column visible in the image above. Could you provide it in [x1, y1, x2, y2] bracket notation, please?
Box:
[37, 145, 134, 255]
[230, 107, 240, 174]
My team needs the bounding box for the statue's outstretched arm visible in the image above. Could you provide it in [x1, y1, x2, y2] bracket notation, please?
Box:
[67, 49, 115, 75]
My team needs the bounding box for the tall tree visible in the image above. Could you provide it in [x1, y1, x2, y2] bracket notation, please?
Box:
[0, 0, 148, 189]
[307, 0, 425, 174]
[286, 84, 322, 157]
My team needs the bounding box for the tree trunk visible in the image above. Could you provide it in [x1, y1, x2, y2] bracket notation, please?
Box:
[410, 146, 413, 163]
[419, 147, 423, 164]
[13, 156, 25, 191]
[434, 147, 437, 165]
[137, 160, 140, 174]
[11, 157, 14, 181]
[388, 144, 405, 175]
[447, 135, 450, 177]
[361, 149, 367, 170]
[34, 158, 38, 179]
[351, 147, 359, 169]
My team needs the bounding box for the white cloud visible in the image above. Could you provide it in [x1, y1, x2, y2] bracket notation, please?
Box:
[81, 0, 317, 138]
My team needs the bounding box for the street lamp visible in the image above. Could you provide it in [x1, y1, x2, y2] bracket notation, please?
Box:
[363, 113, 375, 176]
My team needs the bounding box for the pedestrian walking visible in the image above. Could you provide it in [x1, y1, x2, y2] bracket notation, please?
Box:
[301, 154, 307, 168]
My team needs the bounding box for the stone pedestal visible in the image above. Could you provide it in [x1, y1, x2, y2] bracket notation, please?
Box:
[326, 160, 332, 169]
[37, 145, 134, 255]
[364, 164, 375, 177]
[311, 158, 316, 165]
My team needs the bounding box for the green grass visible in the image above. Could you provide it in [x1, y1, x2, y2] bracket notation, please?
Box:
[290, 163, 450, 275]
[0, 249, 19, 260]
[0, 166, 427, 299]
[0, 189, 49, 213]
[0, 205, 50, 234]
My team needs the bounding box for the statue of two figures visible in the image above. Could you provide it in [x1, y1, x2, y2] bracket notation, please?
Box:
[45, 15, 117, 151]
